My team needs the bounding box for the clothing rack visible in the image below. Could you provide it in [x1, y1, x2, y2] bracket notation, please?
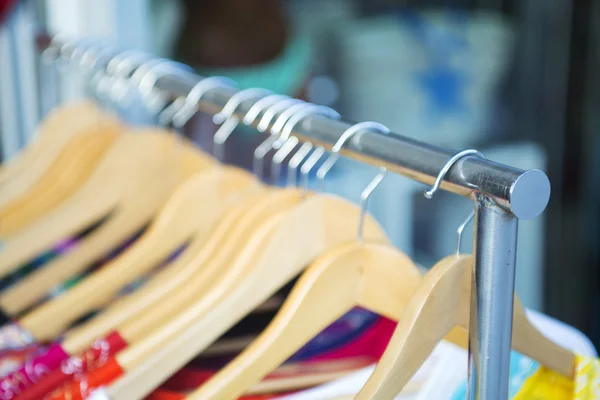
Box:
[36, 33, 550, 400]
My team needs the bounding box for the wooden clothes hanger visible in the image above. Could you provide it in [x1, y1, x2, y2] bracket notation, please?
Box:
[60, 186, 273, 353]
[181, 164, 460, 400]
[352, 151, 576, 400]
[0, 101, 110, 204]
[0, 136, 214, 312]
[100, 194, 389, 399]
[16, 164, 257, 341]
[0, 116, 123, 238]
[354, 254, 576, 400]
[0, 68, 228, 315]
[56, 90, 304, 353]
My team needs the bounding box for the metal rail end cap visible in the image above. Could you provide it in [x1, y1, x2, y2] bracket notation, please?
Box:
[510, 169, 551, 220]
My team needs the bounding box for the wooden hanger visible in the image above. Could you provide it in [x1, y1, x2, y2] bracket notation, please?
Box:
[181, 165, 456, 399]
[55, 95, 312, 353]
[0, 129, 213, 278]
[60, 186, 274, 353]
[354, 254, 576, 400]
[0, 119, 122, 238]
[0, 132, 211, 316]
[184, 243, 466, 400]
[0, 101, 111, 204]
[60, 189, 301, 353]
[102, 188, 305, 347]
[103, 193, 390, 400]
[16, 164, 257, 341]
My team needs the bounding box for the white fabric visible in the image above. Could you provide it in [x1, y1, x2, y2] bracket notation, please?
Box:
[279, 309, 596, 400]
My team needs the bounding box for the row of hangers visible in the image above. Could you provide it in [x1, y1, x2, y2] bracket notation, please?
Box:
[0, 38, 575, 399]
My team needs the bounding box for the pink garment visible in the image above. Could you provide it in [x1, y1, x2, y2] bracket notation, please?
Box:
[0, 344, 68, 399]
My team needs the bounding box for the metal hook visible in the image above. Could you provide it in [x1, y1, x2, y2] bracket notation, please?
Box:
[213, 88, 272, 125]
[256, 98, 303, 132]
[170, 76, 238, 128]
[243, 94, 289, 126]
[456, 210, 475, 256]
[80, 42, 115, 74]
[271, 137, 300, 186]
[252, 98, 301, 179]
[299, 146, 326, 196]
[288, 142, 314, 187]
[359, 167, 387, 241]
[424, 149, 484, 199]
[270, 102, 314, 136]
[107, 52, 154, 106]
[42, 34, 68, 64]
[69, 38, 106, 67]
[134, 59, 195, 114]
[57, 37, 82, 66]
[212, 88, 272, 161]
[271, 104, 341, 185]
[316, 121, 390, 190]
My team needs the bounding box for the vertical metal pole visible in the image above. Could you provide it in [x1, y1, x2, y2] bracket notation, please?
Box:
[469, 194, 519, 400]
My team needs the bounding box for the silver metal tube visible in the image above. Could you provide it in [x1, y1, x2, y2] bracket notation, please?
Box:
[41, 34, 552, 219]
[469, 195, 519, 400]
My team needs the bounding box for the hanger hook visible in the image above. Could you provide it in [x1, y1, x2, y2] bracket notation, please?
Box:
[316, 121, 390, 190]
[256, 97, 303, 132]
[68, 38, 105, 67]
[456, 210, 475, 256]
[424, 149, 484, 199]
[271, 104, 340, 185]
[243, 94, 289, 126]
[170, 76, 238, 129]
[213, 88, 272, 125]
[133, 59, 195, 115]
[236, 94, 290, 180]
[358, 167, 387, 241]
[107, 51, 154, 107]
[252, 98, 301, 179]
[288, 142, 314, 187]
[212, 88, 273, 162]
[80, 41, 115, 74]
[299, 146, 326, 196]
[58, 37, 81, 64]
[42, 34, 69, 65]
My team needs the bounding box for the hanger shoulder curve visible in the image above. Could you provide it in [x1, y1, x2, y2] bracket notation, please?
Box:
[187, 242, 421, 400]
[18, 164, 254, 341]
[356, 254, 576, 400]
[113, 188, 303, 345]
[0, 102, 112, 201]
[0, 124, 121, 237]
[61, 187, 270, 354]
[106, 194, 389, 400]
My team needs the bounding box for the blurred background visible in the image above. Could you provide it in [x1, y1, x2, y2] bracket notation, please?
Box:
[0, 0, 598, 345]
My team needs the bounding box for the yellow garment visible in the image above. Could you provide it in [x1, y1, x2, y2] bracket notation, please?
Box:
[514, 355, 600, 399]
[574, 355, 600, 399]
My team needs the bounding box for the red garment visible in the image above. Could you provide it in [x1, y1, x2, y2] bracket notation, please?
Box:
[44, 357, 123, 400]
[0, 0, 16, 23]
[44, 317, 396, 399]
[147, 391, 276, 400]
[16, 331, 127, 400]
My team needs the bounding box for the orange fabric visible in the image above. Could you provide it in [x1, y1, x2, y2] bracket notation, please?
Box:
[45, 357, 123, 400]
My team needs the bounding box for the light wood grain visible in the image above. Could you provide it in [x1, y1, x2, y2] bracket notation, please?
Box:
[186, 243, 466, 400]
[115, 189, 303, 345]
[0, 102, 110, 205]
[61, 187, 270, 353]
[0, 137, 211, 316]
[355, 255, 577, 400]
[106, 194, 389, 400]
[17, 163, 256, 341]
[0, 123, 121, 238]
